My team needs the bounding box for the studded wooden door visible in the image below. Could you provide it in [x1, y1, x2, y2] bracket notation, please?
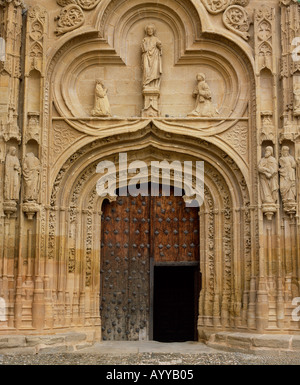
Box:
[100, 188, 200, 341]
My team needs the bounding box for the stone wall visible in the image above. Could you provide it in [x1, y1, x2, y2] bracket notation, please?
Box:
[0, 0, 299, 347]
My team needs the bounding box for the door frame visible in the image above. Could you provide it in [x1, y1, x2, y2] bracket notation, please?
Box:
[149, 261, 200, 341]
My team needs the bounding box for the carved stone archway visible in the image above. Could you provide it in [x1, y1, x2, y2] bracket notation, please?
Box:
[45, 128, 253, 340]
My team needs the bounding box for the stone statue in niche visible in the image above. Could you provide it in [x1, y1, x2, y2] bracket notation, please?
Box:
[293, 83, 300, 117]
[27, 112, 40, 142]
[188, 73, 217, 117]
[279, 146, 297, 203]
[4, 146, 21, 201]
[258, 146, 279, 204]
[23, 153, 41, 202]
[91, 80, 111, 117]
[141, 24, 162, 91]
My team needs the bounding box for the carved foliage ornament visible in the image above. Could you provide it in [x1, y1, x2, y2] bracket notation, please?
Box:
[223, 5, 250, 41]
[55, 0, 101, 35]
[0, 0, 25, 8]
[201, 0, 249, 15]
[57, 0, 101, 10]
[55, 4, 84, 36]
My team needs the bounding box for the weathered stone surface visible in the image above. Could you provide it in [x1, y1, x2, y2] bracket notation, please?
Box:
[252, 335, 291, 349]
[0, 0, 299, 351]
[0, 336, 26, 349]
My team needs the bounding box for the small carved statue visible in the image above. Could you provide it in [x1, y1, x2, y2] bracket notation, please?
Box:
[293, 83, 300, 116]
[141, 24, 163, 90]
[23, 153, 41, 202]
[258, 146, 279, 204]
[4, 146, 21, 201]
[188, 73, 216, 117]
[279, 146, 297, 203]
[91, 80, 111, 117]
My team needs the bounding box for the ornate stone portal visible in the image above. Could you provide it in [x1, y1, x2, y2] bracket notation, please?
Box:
[0, 0, 299, 352]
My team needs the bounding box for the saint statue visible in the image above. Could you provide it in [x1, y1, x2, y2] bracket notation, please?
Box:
[4, 146, 21, 201]
[258, 146, 279, 204]
[91, 80, 111, 117]
[294, 83, 300, 116]
[188, 73, 216, 117]
[141, 24, 163, 90]
[279, 146, 297, 202]
[23, 153, 41, 202]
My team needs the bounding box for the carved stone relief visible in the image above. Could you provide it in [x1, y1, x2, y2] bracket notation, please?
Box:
[91, 80, 112, 117]
[4, 146, 21, 202]
[279, 146, 297, 215]
[55, 4, 85, 36]
[187, 73, 217, 118]
[23, 153, 41, 203]
[223, 5, 250, 40]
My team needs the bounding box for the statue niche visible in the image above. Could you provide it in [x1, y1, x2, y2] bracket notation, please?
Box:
[141, 24, 162, 118]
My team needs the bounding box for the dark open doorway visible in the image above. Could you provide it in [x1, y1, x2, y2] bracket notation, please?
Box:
[153, 264, 200, 342]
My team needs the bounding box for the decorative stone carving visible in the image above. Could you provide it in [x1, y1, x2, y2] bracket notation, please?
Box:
[258, 147, 278, 220]
[254, 6, 275, 72]
[26, 112, 40, 143]
[279, 146, 297, 216]
[201, 0, 232, 14]
[142, 24, 162, 91]
[76, 0, 101, 11]
[141, 24, 162, 117]
[223, 5, 250, 40]
[91, 80, 111, 117]
[188, 73, 217, 117]
[57, 0, 100, 10]
[220, 123, 248, 158]
[260, 112, 275, 143]
[4, 146, 21, 202]
[201, 0, 249, 15]
[23, 153, 41, 203]
[55, 4, 84, 36]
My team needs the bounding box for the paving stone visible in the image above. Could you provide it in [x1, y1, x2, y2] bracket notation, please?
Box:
[25, 336, 65, 347]
[64, 333, 87, 343]
[39, 345, 74, 354]
[0, 336, 26, 349]
[291, 336, 300, 350]
[252, 335, 291, 349]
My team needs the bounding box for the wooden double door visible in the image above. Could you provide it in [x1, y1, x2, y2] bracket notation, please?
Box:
[100, 187, 200, 341]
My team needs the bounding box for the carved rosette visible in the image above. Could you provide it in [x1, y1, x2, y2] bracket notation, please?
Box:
[201, 0, 249, 14]
[223, 5, 250, 41]
[201, 0, 232, 14]
[55, 4, 84, 36]
[55, 0, 101, 36]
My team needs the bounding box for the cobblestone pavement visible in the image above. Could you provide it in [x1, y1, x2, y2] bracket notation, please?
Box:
[1, 351, 300, 365]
